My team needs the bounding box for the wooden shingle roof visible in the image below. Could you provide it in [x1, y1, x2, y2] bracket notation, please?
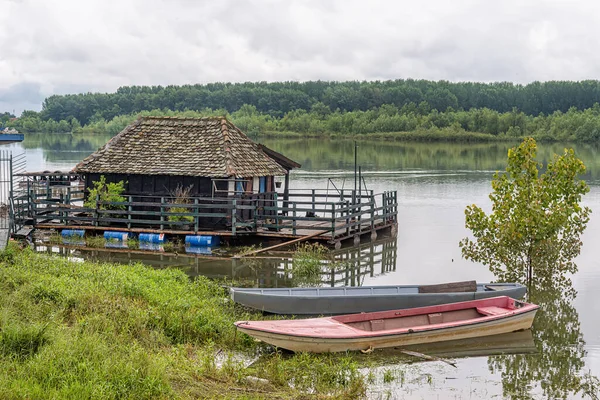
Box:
[73, 116, 289, 178]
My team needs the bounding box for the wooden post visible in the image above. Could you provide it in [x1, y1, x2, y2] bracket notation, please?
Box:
[30, 190, 36, 226]
[94, 193, 99, 227]
[358, 166, 362, 226]
[194, 198, 199, 234]
[370, 191, 375, 232]
[331, 203, 336, 240]
[292, 202, 297, 236]
[274, 192, 279, 231]
[231, 198, 237, 236]
[345, 200, 350, 237]
[160, 197, 165, 230]
[253, 195, 258, 232]
[127, 195, 132, 229]
[65, 187, 71, 225]
[357, 203, 362, 233]
[59, 193, 64, 225]
[283, 172, 290, 215]
[311, 189, 316, 214]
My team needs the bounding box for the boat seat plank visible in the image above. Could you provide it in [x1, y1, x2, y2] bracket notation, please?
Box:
[418, 280, 477, 294]
[370, 319, 386, 331]
[476, 306, 507, 316]
[428, 313, 443, 324]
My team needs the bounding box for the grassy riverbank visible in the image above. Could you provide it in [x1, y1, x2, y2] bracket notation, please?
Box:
[261, 128, 511, 142]
[0, 244, 366, 399]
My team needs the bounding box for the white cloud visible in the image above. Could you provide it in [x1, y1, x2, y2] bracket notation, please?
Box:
[1, 0, 600, 113]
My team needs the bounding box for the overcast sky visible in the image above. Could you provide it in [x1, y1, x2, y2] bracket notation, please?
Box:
[2, 0, 600, 114]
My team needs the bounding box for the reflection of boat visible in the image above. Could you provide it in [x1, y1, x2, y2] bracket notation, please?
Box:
[234, 296, 539, 353]
[372, 329, 537, 361]
[229, 281, 527, 315]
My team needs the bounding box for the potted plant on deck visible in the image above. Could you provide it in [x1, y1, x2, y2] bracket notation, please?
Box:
[167, 184, 194, 230]
[84, 175, 127, 226]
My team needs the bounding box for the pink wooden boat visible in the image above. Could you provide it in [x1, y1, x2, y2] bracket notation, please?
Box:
[234, 296, 539, 353]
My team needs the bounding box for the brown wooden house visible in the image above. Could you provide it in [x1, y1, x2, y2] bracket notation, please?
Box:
[73, 116, 299, 198]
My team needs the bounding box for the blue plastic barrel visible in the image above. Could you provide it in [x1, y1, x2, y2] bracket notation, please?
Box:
[62, 229, 85, 238]
[185, 246, 212, 255]
[185, 235, 219, 247]
[139, 233, 165, 244]
[103, 231, 129, 241]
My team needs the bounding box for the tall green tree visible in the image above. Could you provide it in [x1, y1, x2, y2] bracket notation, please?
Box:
[459, 137, 591, 286]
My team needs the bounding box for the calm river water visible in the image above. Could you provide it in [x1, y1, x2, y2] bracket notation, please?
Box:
[4, 134, 600, 399]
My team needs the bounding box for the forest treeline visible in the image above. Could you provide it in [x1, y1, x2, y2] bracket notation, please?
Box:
[6, 79, 600, 141]
[34, 80, 600, 124]
[7, 102, 600, 142]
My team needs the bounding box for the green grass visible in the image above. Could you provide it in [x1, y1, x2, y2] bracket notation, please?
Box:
[0, 243, 367, 399]
[291, 243, 348, 287]
[86, 235, 106, 248]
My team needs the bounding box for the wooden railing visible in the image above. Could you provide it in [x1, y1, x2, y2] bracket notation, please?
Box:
[258, 190, 398, 239]
[27, 188, 398, 239]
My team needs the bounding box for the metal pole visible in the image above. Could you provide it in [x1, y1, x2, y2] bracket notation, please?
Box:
[9, 153, 13, 202]
[354, 141, 357, 203]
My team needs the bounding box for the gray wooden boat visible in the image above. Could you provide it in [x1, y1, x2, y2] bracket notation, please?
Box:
[229, 281, 527, 315]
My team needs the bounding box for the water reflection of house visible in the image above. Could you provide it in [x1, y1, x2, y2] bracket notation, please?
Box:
[35, 236, 398, 287]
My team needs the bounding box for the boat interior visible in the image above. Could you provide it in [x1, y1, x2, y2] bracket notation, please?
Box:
[338, 306, 510, 332]
[235, 281, 520, 297]
[236, 281, 520, 296]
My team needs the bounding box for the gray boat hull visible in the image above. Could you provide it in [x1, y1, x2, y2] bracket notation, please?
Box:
[230, 283, 527, 315]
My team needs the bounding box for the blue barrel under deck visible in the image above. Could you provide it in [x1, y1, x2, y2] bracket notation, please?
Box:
[139, 233, 166, 244]
[61, 229, 85, 238]
[103, 231, 129, 241]
[185, 235, 219, 247]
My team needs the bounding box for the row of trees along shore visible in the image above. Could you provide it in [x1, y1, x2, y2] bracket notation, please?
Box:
[7, 80, 600, 141]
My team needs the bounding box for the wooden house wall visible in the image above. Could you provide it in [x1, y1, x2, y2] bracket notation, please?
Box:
[84, 174, 274, 198]
[83, 173, 277, 230]
[85, 173, 216, 197]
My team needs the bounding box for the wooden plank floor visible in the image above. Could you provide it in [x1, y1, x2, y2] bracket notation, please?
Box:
[255, 219, 389, 241]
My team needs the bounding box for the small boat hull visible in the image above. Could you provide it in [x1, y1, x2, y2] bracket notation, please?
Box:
[235, 296, 538, 353]
[230, 282, 527, 315]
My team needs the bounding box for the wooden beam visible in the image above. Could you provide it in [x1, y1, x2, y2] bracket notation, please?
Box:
[418, 280, 477, 294]
[34, 224, 236, 236]
[234, 230, 330, 258]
